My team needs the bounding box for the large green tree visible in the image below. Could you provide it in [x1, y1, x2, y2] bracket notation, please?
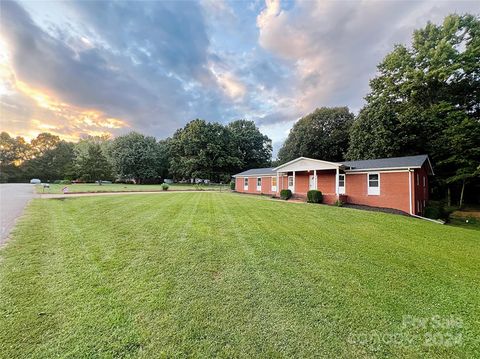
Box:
[26, 141, 75, 181]
[74, 142, 113, 183]
[109, 132, 162, 183]
[227, 120, 272, 172]
[156, 138, 171, 179]
[30, 132, 61, 158]
[347, 14, 480, 205]
[169, 119, 241, 182]
[1, 132, 76, 182]
[278, 107, 354, 163]
[0, 132, 31, 182]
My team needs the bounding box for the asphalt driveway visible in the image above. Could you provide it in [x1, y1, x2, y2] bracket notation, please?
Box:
[0, 183, 37, 245]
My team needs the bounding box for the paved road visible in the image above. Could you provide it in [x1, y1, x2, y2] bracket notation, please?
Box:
[0, 183, 37, 245]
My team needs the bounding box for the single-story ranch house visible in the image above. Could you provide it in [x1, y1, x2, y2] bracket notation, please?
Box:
[233, 155, 434, 216]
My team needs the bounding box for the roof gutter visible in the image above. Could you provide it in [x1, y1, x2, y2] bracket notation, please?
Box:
[232, 173, 276, 178]
[346, 166, 421, 172]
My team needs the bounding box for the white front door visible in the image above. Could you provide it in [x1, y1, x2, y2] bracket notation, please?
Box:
[288, 176, 294, 191]
[309, 175, 315, 190]
[338, 174, 345, 194]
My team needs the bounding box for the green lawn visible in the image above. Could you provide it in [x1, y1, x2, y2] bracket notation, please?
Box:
[36, 182, 228, 194]
[1, 193, 478, 358]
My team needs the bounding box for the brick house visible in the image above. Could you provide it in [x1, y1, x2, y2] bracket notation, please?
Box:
[233, 155, 434, 216]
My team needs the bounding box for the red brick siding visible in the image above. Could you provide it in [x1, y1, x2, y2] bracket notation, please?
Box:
[261, 177, 273, 194]
[316, 170, 336, 194]
[345, 171, 411, 213]
[277, 175, 289, 192]
[237, 167, 428, 214]
[235, 177, 244, 192]
[413, 165, 429, 215]
[236, 176, 275, 195]
[294, 172, 309, 194]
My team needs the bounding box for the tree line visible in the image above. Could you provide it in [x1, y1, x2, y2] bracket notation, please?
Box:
[0, 119, 272, 184]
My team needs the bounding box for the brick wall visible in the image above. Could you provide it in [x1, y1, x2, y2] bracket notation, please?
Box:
[345, 171, 411, 213]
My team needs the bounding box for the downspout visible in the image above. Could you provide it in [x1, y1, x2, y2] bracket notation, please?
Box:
[408, 168, 413, 215]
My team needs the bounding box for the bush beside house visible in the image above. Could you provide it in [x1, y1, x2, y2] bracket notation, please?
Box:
[280, 189, 292, 200]
[307, 190, 323, 203]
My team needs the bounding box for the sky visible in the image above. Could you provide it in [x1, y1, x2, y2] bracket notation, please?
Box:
[1, 0, 479, 155]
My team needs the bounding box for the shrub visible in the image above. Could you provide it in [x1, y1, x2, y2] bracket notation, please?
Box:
[230, 181, 235, 190]
[424, 205, 442, 220]
[161, 183, 169, 191]
[280, 189, 292, 200]
[334, 199, 344, 207]
[307, 190, 323, 203]
[424, 200, 454, 221]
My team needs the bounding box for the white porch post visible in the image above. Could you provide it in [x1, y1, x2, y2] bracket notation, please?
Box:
[336, 167, 339, 195]
[293, 171, 296, 194]
[277, 172, 280, 194]
[314, 169, 317, 190]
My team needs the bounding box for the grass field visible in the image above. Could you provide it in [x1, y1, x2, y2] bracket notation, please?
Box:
[35, 182, 228, 194]
[1, 193, 478, 358]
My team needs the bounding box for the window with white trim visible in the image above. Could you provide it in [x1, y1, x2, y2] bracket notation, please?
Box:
[367, 173, 380, 195]
[271, 176, 277, 191]
[243, 177, 248, 190]
[338, 174, 345, 194]
[256, 177, 262, 191]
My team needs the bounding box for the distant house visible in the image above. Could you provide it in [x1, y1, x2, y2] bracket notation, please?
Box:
[233, 155, 434, 216]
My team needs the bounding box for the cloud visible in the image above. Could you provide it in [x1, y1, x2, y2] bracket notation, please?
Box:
[256, 0, 480, 115]
[1, 0, 478, 153]
[0, 0, 240, 139]
[214, 72, 247, 100]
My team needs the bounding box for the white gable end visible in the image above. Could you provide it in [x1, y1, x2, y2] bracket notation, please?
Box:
[275, 157, 340, 172]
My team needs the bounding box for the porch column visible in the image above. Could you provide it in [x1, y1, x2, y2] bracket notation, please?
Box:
[277, 172, 280, 194]
[293, 171, 296, 194]
[335, 167, 339, 195]
[314, 169, 317, 190]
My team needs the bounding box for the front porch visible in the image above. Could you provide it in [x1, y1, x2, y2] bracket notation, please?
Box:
[274, 157, 347, 204]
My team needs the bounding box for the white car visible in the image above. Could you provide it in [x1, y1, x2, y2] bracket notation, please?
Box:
[30, 178, 41, 184]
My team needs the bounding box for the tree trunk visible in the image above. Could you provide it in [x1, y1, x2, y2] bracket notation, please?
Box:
[447, 186, 451, 207]
[459, 180, 465, 209]
[98, 179, 102, 185]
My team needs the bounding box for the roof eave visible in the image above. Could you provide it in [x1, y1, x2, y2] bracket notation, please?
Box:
[232, 173, 275, 177]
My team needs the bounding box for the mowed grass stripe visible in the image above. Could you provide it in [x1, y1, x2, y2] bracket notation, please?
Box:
[0, 192, 479, 358]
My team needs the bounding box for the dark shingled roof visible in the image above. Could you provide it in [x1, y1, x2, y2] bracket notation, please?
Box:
[341, 154, 430, 171]
[233, 167, 276, 177]
[233, 155, 433, 177]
